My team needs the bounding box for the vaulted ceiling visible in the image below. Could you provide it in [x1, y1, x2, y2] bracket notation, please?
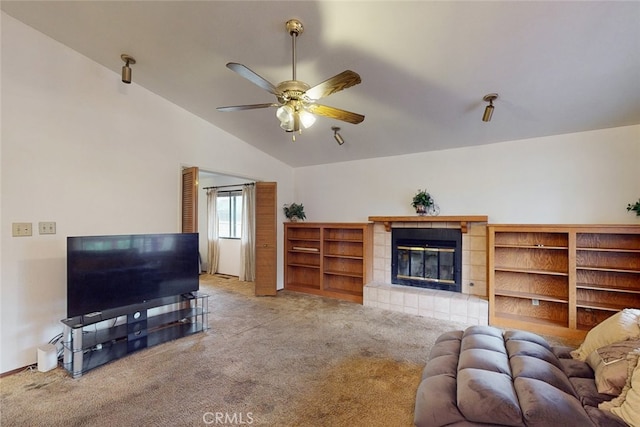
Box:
[3, 1, 639, 167]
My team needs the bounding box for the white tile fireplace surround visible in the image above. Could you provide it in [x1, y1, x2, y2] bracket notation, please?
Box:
[364, 216, 489, 326]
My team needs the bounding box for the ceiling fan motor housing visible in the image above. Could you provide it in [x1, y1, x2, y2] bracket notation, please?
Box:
[277, 80, 311, 104]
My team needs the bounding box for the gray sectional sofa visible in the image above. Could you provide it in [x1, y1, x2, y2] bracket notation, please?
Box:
[414, 325, 630, 427]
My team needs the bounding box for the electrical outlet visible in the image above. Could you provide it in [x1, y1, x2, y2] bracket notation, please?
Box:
[532, 299, 540, 306]
[12, 222, 32, 237]
[39, 222, 56, 235]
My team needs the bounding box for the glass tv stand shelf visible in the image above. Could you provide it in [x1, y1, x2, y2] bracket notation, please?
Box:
[61, 292, 208, 378]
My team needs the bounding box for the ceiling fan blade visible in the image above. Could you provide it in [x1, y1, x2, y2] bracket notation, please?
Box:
[307, 104, 365, 124]
[305, 70, 362, 100]
[217, 103, 278, 112]
[226, 62, 279, 95]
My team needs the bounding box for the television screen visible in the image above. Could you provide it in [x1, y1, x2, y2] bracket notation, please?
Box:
[67, 233, 199, 318]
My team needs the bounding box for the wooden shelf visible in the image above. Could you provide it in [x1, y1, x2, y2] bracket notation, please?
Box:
[494, 289, 568, 304]
[494, 311, 568, 328]
[324, 270, 364, 278]
[495, 267, 569, 276]
[576, 300, 631, 312]
[489, 224, 640, 338]
[324, 254, 363, 260]
[368, 215, 487, 233]
[495, 244, 568, 250]
[577, 283, 640, 294]
[577, 266, 640, 274]
[288, 263, 320, 269]
[577, 247, 640, 254]
[285, 222, 372, 303]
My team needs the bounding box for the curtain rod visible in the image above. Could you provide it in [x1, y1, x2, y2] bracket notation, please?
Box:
[202, 182, 255, 190]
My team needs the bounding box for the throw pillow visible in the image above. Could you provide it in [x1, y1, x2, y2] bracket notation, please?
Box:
[610, 354, 640, 426]
[587, 339, 640, 395]
[571, 309, 640, 361]
[600, 349, 640, 411]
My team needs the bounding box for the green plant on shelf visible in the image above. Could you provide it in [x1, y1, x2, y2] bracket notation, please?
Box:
[411, 189, 434, 208]
[627, 199, 640, 216]
[283, 203, 306, 221]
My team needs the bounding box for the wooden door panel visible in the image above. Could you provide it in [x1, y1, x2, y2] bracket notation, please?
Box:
[255, 182, 277, 296]
[182, 167, 198, 233]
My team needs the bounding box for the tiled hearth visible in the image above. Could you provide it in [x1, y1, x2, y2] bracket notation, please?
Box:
[364, 216, 489, 326]
[364, 282, 488, 325]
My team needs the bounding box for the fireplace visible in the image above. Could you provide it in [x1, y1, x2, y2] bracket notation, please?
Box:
[392, 228, 462, 292]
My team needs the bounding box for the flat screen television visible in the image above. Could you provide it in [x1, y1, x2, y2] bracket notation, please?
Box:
[67, 233, 199, 318]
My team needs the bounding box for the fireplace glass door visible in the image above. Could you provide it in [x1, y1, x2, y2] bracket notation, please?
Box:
[397, 245, 455, 285]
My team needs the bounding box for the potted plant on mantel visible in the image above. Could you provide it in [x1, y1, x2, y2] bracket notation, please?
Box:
[412, 189, 434, 216]
[627, 199, 640, 216]
[283, 203, 306, 221]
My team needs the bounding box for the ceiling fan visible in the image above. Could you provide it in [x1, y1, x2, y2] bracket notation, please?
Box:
[217, 18, 365, 141]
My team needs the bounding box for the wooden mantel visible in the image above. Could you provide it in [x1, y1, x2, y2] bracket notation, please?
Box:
[368, 215, 488, 233]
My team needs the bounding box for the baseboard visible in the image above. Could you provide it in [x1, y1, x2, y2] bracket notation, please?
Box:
[0, 364, 38, 378]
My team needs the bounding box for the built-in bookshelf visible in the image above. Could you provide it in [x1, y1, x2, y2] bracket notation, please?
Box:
[488, 224, 640, 339]
[284, 223, 372, 303]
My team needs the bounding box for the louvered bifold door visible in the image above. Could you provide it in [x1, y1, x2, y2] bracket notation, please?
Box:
[182, 167, 198, 233]
[255, 182, 277, 296]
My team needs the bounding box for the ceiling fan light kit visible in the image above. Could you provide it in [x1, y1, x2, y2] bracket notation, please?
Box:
[217, 18, 365, 141]
[121, 54, 136, 84]
[482, 93, 498, 122]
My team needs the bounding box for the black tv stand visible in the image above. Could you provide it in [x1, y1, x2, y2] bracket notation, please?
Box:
[61, 292, 208, 378]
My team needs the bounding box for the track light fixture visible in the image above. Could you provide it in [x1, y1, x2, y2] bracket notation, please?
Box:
[332, 127, 345, 145]
[121, 54, 136, 84]
[482, 93, 498, 122]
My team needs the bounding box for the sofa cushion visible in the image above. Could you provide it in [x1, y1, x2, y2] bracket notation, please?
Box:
[559, 357, 596, 379]
[571, 377, 616, 407]
[462, 325, 504, 339]
[457, 368, 523, 426]
[506, 339, 563, 370]
[430, 337, 462, 360]
[422, 354, 459, 379]
[583, 406, 630, 427]
[461, 333, 508, 354]
[514, 377, 596, 427]
[553, 345, 576, 359]
[504, 330, 552, 350]
[510, 355, 577, 397]
[435, 330, 465, 343]
[414, 374, 467, 427]
[458, 348, 511, 375]
[571, 308, 640, 361]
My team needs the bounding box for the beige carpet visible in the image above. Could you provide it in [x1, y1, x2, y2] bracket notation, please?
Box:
[0, 275, 474, 426]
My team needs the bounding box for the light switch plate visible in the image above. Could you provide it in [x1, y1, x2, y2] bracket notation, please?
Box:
[39, 222, 56, 235]
[12, 222, 32, 237]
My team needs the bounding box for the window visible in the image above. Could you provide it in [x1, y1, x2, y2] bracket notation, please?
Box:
[217, 191, 242, 238]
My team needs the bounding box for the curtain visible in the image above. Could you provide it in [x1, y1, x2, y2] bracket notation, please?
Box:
[206, 188, 220, 274]
[239, 184, 256, 281]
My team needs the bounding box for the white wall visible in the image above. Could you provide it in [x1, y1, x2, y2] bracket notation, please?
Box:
[294, 125, 640, 224]
[0, 13, 293, 373]
[216, 239, 242, 276]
